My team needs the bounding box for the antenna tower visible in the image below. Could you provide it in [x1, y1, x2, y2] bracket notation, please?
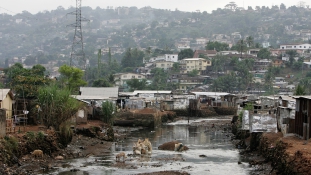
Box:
[67, 0, 89, 68]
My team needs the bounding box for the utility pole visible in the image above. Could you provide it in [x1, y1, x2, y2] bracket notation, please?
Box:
[97, 49, 101, 78]
[67, 0, 89, 69]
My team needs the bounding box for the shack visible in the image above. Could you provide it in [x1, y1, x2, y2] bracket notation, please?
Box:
[293, 96, 311, 140]
[190, 92, 232, 107]
[72, 87, 119, 121]
[276, 96, 296, 135]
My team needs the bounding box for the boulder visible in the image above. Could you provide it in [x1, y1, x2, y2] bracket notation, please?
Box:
[158, 141, 189, 151]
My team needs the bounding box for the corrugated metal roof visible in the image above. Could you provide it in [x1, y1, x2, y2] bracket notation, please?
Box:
[293, 96, 311, 100]
[134, 90, 172, 94]
[0, 89, 11, 101]
[79, 87, 119, 98]
[279, 96, 295, 101]
[191, 92, 230, 97]
[72, 95, 114, 100]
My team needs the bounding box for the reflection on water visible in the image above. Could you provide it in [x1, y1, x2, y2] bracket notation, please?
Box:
[54, 119, 253, 175]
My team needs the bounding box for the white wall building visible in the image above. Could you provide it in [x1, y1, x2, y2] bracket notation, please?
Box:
[280, 43, 311, 50]
[148, 54, 178, 63]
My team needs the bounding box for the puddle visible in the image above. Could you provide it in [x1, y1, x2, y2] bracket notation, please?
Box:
[50, 119, 254, 175]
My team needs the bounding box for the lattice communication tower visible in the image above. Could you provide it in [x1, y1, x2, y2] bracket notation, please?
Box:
[67, 0, 89, 68]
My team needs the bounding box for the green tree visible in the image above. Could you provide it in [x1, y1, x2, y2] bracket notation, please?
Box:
[178, 49, 194, 60]
[257, 48, 271, 59]
[212, 54, 228, 73]
[205, 41, 229, 52]
[121, 48, 144, 68]
[5, 63, 50, 98]
[126, 79, 148, 91]
[211, 72, 237, 92]
[92, 78, 112, 87]
[172, 62, 180, 73]
[150, 68, 168, 90]
[236, 39, 247, 58]
[246, 36, 254, 48]
[37, 84, 82, 131]
[295, 84, 306, 95]
[101, 101, 115, 125]
[188, 69, 199, 77]
[280, 3, 286, 10]
[286, 50, 298, 67]
[58, 65, 87, 94]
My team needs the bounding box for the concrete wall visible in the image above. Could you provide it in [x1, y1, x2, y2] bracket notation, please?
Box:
[76, 109, 88, 124]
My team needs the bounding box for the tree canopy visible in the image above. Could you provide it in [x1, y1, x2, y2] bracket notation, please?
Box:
[58, 64, 87, 94]
[205, 41, 229, 52]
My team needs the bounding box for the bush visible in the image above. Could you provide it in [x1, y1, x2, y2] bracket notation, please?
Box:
[25, 131, 36, 142]
[59, 121, 73, 146]
[37, 131, 45, 140]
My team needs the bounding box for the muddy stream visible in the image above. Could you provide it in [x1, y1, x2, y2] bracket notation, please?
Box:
[49, 118, 255, 175]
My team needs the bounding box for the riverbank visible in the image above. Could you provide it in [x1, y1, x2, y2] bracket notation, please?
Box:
[5, 114, 310, 175]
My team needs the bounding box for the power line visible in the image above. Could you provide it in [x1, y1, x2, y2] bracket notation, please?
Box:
[0, 6, 38, 20]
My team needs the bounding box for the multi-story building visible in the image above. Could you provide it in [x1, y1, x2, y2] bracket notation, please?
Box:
[179, 58, 212, 75]
[280, 43, 311, 50]
[153, 61, 175, 70]
[147, 54, 178, 63]
[113, 73, 146, 86]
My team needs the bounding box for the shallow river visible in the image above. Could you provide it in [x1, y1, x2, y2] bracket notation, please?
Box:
[52, 118, 254, 175]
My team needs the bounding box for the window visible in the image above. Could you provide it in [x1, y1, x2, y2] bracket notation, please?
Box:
[187, 66, 189, 68]
[294, 46, 296, 48]
[132, 76, 135, 78]
[207, 61, 210, 64]
[138, 76, 141, 78]
[187, 61, 189, 63]
[168, 56, 170, 58]
[304, 46, 306, 48]
[161, 64, 165, 67]
[172, 56, 174, 58]
[123, 75, 127, 78]
[191, 66, 194, 68]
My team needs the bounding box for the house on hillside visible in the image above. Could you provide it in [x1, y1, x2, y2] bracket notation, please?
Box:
[147, 54, 178, 63]
[113, 73, 146, 86]
[253, 59, 271, 71]
[280, 43, 311, 50]
[193, 50, 217, 58]
[178, 75, 206, 92]
[247, 49, 260, 56]
[153, 61, 175, 70]
[179, 58, 211, 75]
[272, 59, 284, 67]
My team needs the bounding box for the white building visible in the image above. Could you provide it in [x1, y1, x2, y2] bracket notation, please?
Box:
[280, 43, 311, 50]
[147, 54, 178, 63]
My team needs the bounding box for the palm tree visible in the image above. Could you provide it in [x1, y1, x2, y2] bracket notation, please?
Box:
[246, 36, 254, 48]
[236, 39, 247, 58]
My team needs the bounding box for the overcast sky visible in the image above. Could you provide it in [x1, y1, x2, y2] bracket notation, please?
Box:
[0, 0, 308, 15]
